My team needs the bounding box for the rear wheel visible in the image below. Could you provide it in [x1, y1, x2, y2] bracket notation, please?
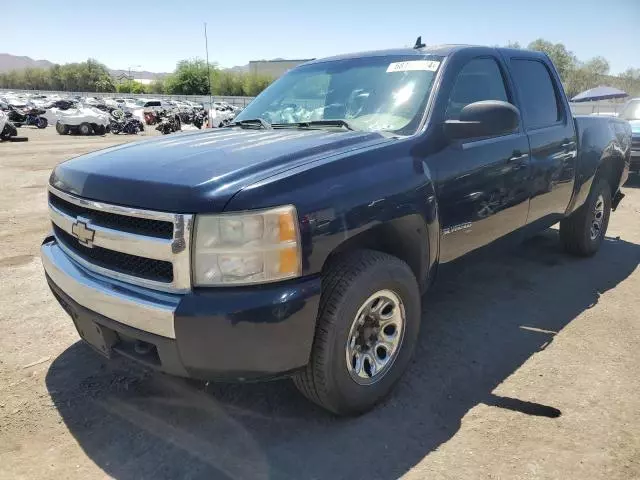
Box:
[78, 123, 92, 135]
[94, 125, 106, 135]
[55, 121, 69, 135]
[560, 177, 612, 256]
[36, 117, 48, 129]
[293, 250, 421, 415]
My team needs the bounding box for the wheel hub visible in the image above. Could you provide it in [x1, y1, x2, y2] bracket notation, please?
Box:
[590, 193, 605, 240]
[346, 289, 405, 385]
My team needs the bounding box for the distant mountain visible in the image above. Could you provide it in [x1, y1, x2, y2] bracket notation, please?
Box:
[0, 54, 54, 73]
[225, 63, 250, 73]
[0, 53, 169, 80]
[1, 53, 279, 79]
[109, 69, 169, 81]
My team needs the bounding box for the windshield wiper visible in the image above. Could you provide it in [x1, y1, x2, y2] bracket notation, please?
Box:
[231, 118, 272, 129]
[273, 119, 358, 131]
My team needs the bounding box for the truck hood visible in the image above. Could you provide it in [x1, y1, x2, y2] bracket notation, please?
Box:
[51, 127, 390, 212]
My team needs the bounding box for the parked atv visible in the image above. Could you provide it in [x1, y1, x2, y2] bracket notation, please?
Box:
[55, 106, 110, 135]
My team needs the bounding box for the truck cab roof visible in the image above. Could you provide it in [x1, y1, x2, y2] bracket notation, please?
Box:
[301, 45, 552, 66]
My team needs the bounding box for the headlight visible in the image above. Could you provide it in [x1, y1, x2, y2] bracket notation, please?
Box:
[193, 206, 301, 286]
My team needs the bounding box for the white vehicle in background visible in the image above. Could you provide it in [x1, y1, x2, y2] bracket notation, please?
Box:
[0, 109, 26, 141]
[208, 107, 235, 127]
[55, 105, 110, 135]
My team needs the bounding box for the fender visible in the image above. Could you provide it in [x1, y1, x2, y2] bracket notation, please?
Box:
[566, 116, 630, 215]
[226, 139, 441, 290]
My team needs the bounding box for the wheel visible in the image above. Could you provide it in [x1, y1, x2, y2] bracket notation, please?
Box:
[293, 250, 420, 415]
[55, 121, 69, 135]
[78, 123, 92, 135]
[36, 117, 48, 129]
[560, 177, 612, 256]
[94, 125, 106, 135]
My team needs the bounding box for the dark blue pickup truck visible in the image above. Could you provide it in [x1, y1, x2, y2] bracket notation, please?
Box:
[42, 44, 631, 415]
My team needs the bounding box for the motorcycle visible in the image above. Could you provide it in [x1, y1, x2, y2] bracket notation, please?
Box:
[155, 110, 181, 135]
[110, 109, 144, 135]
[144, 110, 159, 125]
[7, 105, 48, 129]
[192, 109, 207, 129]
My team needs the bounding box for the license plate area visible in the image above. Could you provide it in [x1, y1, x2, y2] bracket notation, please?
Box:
[72, 311, 118, 358]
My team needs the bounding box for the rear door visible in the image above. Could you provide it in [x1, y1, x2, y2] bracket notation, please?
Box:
[506, 56, 578, 225]
[436, 56, 531, 262]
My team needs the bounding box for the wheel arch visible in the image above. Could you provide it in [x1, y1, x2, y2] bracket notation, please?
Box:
[322, 214, 435, 292]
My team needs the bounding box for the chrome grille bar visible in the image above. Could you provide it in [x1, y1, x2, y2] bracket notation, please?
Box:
[48, 185, 193, 293]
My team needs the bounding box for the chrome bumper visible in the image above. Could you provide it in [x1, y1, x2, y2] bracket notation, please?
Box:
[41, 239, 180, 338]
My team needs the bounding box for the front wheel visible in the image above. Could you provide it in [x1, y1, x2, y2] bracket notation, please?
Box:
[55, 121, 69, 135]
[78, 122, 92, 135]
[560, 177, 612, 256]
[293, 250, 420, 415]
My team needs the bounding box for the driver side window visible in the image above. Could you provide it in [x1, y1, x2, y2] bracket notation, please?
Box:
[445, 58, 508, 120]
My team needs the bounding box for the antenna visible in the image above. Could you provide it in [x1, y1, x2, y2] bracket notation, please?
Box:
[414, 36, 426, 49]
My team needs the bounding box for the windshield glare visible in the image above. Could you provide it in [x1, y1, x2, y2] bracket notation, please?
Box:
[235, 55, 442, 135]
[620, 100, 640, 120]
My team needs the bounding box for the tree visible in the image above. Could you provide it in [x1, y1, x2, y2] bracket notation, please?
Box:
[527, 39, 577, 81]
[164, 59, 210, 95]
[505, 41, 521, 49]
[149, 79, 165, 94]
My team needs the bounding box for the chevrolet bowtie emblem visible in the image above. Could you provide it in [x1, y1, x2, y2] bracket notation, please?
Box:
[72, 219, 95, 247]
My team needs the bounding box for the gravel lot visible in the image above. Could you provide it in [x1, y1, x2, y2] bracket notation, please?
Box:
[1, 127, 639, 480]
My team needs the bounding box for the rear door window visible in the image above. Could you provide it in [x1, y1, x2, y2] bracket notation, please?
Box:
[510, 59, 561, 129]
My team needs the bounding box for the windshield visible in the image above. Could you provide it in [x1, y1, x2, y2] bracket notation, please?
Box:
[619, 100, 640, 120]
[235, 55, 443, 135]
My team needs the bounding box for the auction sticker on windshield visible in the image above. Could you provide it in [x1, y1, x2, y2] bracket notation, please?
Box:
[386, 60, 440, 72]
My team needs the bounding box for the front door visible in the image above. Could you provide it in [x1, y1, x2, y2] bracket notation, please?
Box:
[435, 56, 531, 262]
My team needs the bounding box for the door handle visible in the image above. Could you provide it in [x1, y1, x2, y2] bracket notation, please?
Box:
[561, 141, 576, 150]
[507, 151, 529, 162]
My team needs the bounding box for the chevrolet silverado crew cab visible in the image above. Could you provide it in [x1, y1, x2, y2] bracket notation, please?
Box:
[42, 44, 632, 415]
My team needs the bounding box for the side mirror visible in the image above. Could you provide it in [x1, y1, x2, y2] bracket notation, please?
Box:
[444, 100, 519, 140]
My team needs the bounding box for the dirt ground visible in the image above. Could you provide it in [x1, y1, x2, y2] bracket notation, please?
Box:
[0, 127, 639, 480]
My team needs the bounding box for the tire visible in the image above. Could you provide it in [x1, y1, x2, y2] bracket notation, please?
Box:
[94, 125, 106, 135]
[293, 250, 421, 415]
[36, 117, 48, 129]
[560, 177, 612, 256]
[55, 121, 69, 135]
[78, 123, 92, 135]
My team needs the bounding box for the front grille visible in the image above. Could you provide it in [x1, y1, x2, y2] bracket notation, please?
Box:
[49, 193, 173, 239]
[632, 137, 640, 150]
[54, 224, 174, 283]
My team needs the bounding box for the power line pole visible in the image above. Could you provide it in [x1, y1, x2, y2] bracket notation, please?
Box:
[204, 22, 213, 126]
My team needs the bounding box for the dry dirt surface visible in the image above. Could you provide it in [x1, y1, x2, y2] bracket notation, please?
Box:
[1, 127, 639, 480]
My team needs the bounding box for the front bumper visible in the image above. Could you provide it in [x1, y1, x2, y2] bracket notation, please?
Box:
[41, 237, 322, 380]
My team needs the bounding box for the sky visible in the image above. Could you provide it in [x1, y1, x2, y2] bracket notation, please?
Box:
[3, 0, 639, 75]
